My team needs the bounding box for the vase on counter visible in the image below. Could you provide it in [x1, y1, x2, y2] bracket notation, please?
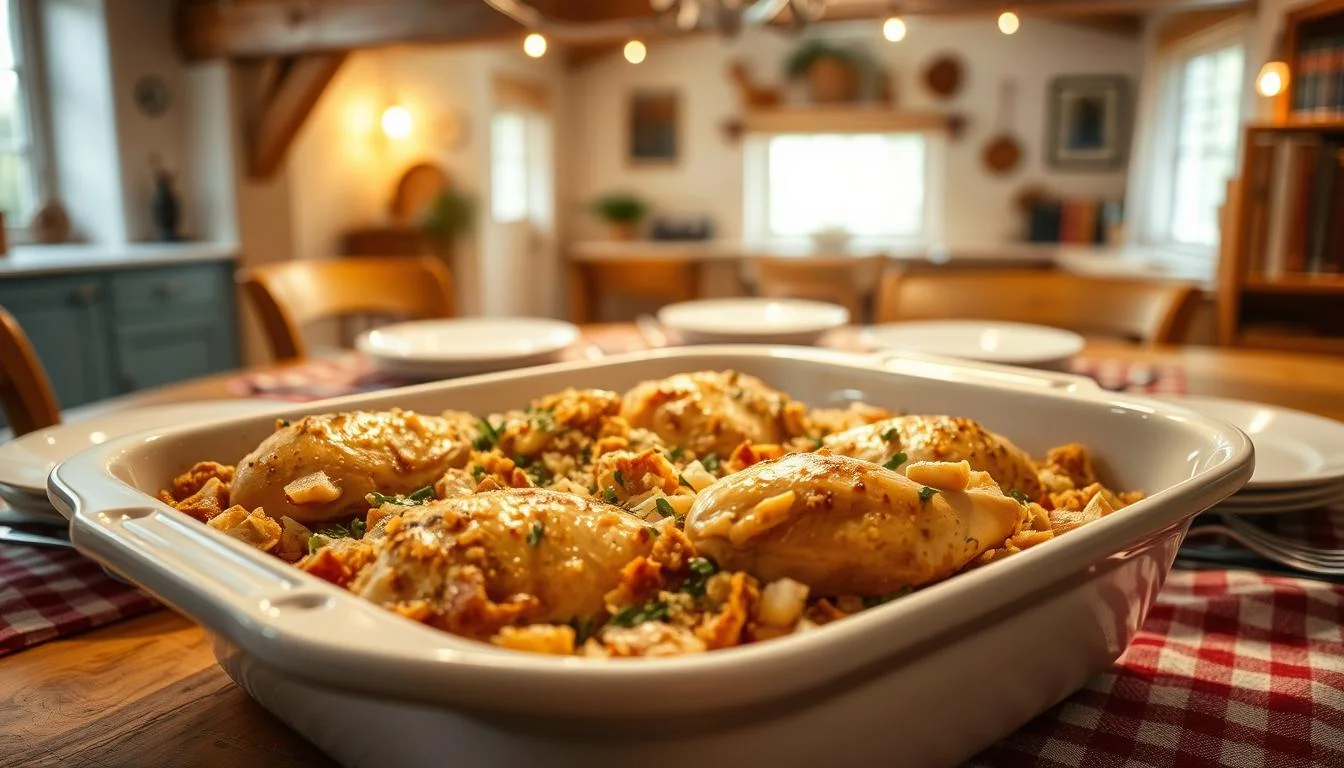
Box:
[151, 164, 181, 242]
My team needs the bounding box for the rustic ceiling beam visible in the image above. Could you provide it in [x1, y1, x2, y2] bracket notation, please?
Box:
[817, 0, 1249, 17]
[177, 0, 524, 61]
[245, 52, 346, 178]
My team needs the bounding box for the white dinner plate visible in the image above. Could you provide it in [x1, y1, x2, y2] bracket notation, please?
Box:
[1214, 490, 1344, 515]
[862, 321, 1086, 368]
[1160, 396, 1344, 490]
[657, 298, 849, 346]
[357, 318, 581, 378]
[0, 399, 286, 499]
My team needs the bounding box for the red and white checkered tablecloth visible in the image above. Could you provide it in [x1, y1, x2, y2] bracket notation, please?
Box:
[0, 542, 159, 657]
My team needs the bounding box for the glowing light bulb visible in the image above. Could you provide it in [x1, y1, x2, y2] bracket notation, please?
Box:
[380, 105, 412, 140]
[624, 40, 647, 64]
[998, 11, 1019, 35]
[523, 32, 547, 58]
[883, 16, 907, 42]
[1256, 61, 1289, 97]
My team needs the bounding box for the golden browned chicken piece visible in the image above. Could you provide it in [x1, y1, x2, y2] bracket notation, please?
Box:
[823, 415, 1044, 501]
[620, 370, 805, 457]
[684, 452, 1024, 596]
[230, 410, 474, 525]
[350, 489, 659, 638]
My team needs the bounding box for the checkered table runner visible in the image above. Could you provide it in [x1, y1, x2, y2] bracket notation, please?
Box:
[0, 542, 159, 657]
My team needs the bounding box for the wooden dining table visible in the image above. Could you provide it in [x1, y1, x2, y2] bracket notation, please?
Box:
[4, 325, 1344, 768]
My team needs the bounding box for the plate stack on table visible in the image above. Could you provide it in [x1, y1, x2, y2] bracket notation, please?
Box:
[0, 401, 284, 523]
[1162, 396, 1344, 514]
[357, 317, 582, 379]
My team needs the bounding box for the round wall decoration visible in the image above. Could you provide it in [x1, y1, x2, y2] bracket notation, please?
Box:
[923, 55, 964, 101]
[133, 76, 171, 118]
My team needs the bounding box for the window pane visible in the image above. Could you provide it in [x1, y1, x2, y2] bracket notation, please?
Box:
[490, 112, 528, 222]
[766, 133, 924, 238]
[0, 69, 27, 145]
[1168, 44, 1243, 247]
[0, 150, 33, 222]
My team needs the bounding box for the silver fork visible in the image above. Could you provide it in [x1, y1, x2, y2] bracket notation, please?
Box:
[1184, 514, 1344, 576]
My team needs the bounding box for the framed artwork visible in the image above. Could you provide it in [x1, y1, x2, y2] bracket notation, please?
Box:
[1045, 75, 1130, 170]
[628, 90, 679, 164]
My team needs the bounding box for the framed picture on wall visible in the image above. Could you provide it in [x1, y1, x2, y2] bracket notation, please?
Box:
[1045, 75, 1130, 170]
[628, 90, 680, 164]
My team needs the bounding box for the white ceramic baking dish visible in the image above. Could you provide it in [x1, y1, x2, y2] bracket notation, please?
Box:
[48, 347, 1253, 768]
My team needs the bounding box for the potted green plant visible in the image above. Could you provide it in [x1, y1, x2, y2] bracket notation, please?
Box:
[785, 39, 862, 104]
[421, 187, 476, 257]
[590, 192, 649, 240]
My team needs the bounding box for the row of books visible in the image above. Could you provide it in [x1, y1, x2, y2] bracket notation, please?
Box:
[1025, 198, 1124, 245]
[1292, 37, 1344, 120]
[1243, 134, 1344, 277]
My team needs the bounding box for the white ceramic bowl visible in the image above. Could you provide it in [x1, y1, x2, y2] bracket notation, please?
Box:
[49, 348, 1251, 768]
[357, 317, 581, 378]
[657, 298, 849, 345]
[863, 320, 1086, 368]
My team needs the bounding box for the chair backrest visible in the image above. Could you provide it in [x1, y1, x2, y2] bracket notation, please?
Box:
[568, 258, 703, 324]
[874, 269, 1199, 344]
[751, 256, 885, 321]
[239, 255, 456, 361]
[0, 306, 61, 436]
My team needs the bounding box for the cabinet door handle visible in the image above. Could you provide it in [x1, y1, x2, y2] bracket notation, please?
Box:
[68, 285, 100, 306]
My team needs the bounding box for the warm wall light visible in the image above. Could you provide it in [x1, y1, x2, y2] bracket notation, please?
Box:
[998, 11, 1020, 35]
[1256, 60, 1290, 97]
[523, 32, 547, 58]
[882, 16, 907, 42]
[380, 105, 412, 140]
[624, 39, 647, 64]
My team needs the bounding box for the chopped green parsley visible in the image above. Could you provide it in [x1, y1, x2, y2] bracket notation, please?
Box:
[883, 452, 908, 471]
[918, 486, 937, 503]
[655, 497, 676, 518]
[527, 521, 545, 547]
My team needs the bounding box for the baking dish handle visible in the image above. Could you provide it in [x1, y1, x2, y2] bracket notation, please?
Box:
[864, 349, 1101, 393]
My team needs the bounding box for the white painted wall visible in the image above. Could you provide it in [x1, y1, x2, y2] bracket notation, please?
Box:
[40, 0, 126, 243]
[105, 0, 191, 241]
[564, 18, 1144, 248]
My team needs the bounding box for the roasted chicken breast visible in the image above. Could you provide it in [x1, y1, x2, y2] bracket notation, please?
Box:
[351, 489, 660, 638]
[685, 452, 1024, 596]
[823, 415, 1045, 501]
[620, 370, 804, 457]
[230, 409, 474, 524]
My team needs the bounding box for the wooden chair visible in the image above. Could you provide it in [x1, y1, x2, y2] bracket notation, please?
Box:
[239, 255, 456, 362]
[0, 306, 61, 436]
[750, 256, 886, 322]
[568, 258, 702, 324]
[874, 269, 1199, 344]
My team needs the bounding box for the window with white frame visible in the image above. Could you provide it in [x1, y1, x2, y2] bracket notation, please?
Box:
[1167, 44, 1244, 247]
[0, 0, 41, 227]
[490, 111, 529, 223]
[1137, 21, 1246, 254]
[746, 132, 930, 241]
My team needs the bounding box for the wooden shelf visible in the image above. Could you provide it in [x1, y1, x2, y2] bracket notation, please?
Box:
[741, 107, 958, 135]
[1243, 274, 1344, 294]
[1238, 331, 1344, 355]
[1245, 120, 1344, 134]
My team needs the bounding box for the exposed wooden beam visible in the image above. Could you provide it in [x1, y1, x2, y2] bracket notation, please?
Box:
[819, 0, 1250, 17]
[176, 0, 522, 61]
[246, 52, 346, 178]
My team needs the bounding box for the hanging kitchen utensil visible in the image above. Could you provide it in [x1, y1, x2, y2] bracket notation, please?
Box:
[922, 55, 964, 100]
[982, 79, 1023, 175]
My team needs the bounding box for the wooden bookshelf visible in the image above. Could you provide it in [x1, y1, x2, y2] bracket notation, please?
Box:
[1218, 120, 1344, 352]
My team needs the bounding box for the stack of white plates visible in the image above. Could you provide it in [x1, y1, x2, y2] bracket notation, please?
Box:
[0, 400, 283, 522]
[357, 317, 581, 379]
[1162, 396, 1344, 515]
[656, 298, 850, 346]
[862, 320, 1086, 369]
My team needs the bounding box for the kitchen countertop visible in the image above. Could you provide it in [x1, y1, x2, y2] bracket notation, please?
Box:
[568, 240, 1215, 287]
[0, 242, 238, 278]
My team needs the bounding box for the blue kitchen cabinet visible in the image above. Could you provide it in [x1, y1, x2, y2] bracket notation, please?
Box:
[0, 260, 239, 418]
[0, 274, 117, 410]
